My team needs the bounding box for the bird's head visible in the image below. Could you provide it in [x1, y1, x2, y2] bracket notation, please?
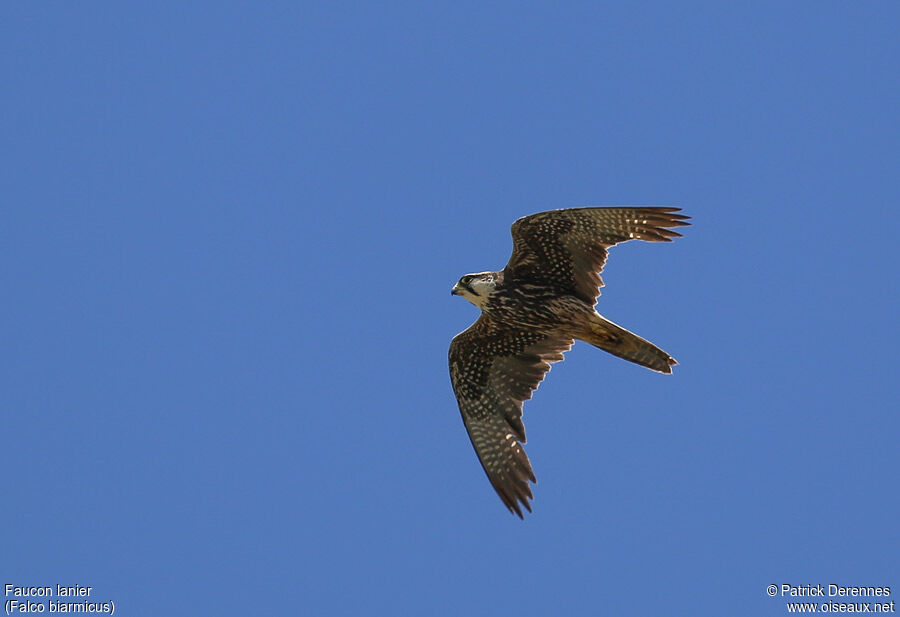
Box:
[451, 271, 497, 308]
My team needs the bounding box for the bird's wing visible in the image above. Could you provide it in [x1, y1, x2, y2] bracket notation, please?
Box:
[449, 314, 573, 517]
[504, 207, 690, 304]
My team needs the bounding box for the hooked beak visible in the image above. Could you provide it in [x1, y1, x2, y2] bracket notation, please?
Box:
[451, 283, 462, 296]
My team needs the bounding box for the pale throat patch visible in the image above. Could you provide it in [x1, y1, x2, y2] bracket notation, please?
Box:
[459, 277, 495, 309]
[470, 278, 496, 298]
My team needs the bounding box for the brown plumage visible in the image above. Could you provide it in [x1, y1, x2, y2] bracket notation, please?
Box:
[449, 207, 689, 517]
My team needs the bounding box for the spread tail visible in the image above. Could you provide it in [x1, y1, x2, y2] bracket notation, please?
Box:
[581, 314, 676, 374]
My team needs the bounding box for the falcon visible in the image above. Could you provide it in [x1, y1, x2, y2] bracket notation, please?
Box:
[449, 207, 689, 517]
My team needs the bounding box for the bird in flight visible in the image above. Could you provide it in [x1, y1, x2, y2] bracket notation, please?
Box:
[449, 207, 689, 517]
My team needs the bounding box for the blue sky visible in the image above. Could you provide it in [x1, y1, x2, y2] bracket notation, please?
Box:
[2, 2, 898, 615]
